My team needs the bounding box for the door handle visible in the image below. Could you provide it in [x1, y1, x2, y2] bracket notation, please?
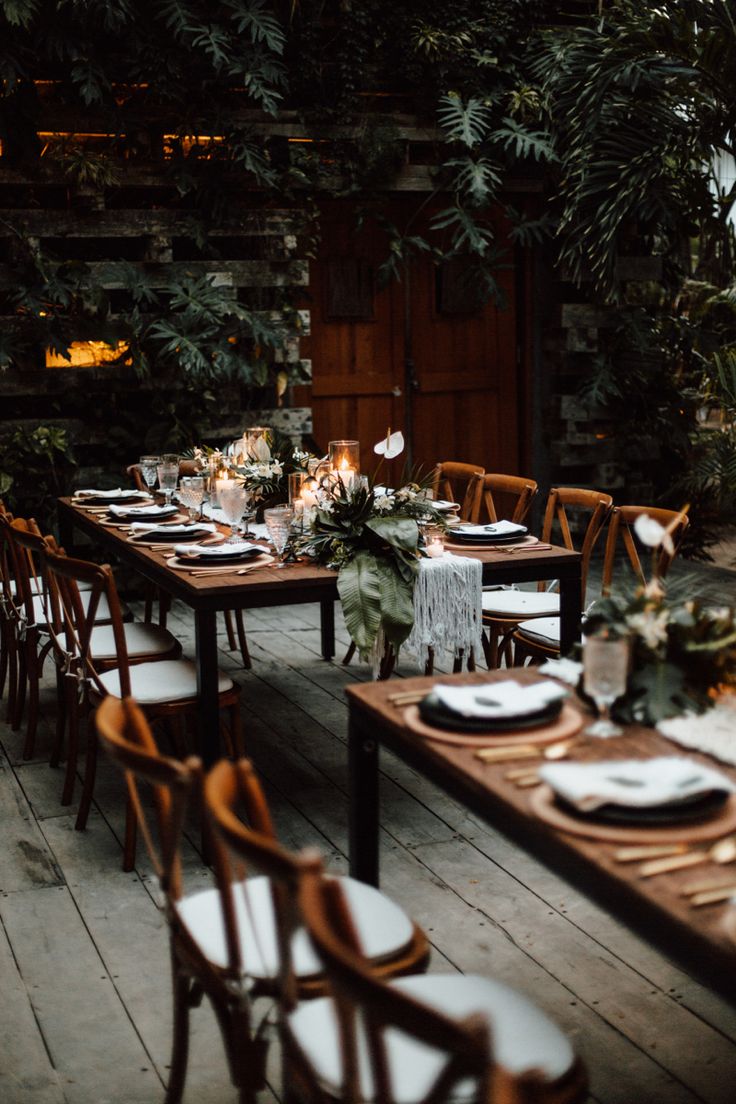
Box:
[392, 386, 402, 397]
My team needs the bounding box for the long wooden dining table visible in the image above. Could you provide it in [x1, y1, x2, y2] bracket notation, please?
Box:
[346, 667, 736, 1001]
[58, 498, 582, 764]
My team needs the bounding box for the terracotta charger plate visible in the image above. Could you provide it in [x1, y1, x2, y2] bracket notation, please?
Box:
[167, 551, 274, 572]
[529, 784, 736, 845]
[402, 701, 585, 748]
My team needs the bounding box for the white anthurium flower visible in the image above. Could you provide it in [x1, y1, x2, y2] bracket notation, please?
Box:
[626, 608, 670, 649]
[633, 513, 675, 556]
[252, 436, 272, 463]
[373, 429, 404, 459]
[373, 494, 394, 513]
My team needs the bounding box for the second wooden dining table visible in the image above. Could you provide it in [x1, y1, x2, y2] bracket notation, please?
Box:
[58, 498, 582, 764]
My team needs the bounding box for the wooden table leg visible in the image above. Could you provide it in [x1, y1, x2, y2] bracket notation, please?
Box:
[195, 608, 221, 768]
[558, 561, 582, 656]
[348, 710, 380, 886]
[320, 598, 335, 660]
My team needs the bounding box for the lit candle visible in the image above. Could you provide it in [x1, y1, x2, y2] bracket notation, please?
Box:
[424, 525, 445, 558]
[300, 481, 319, 509]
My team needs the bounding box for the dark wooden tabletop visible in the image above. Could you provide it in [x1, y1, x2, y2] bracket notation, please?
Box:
[346, 668, 736, 999]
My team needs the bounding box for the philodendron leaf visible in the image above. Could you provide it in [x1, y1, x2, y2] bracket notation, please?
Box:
[336, 550, 382, 657]
[625, 661, 693, 725]
[366, 516, 418, 554]
[375, 557, 415, 650]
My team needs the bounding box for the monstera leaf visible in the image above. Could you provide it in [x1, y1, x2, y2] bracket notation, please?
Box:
[375, 557, 415, 651]
[621, 661, 696, 726]
[366, 516, 418, 554]
[336, 550, 382, 657]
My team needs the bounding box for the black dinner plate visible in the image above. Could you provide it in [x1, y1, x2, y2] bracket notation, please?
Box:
[179, 546, 263, 564]
[81, 493, 151, 505]
[111, 505, 179, 520]
[555, 789, 730, 826]
[131, 526, 213, 542]
[418, 693, 563, 734]
[447, 528, 528, 544]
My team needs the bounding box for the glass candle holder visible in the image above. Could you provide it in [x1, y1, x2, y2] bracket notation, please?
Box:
[244, 426, 271, 457]
[288, 471, 308, 505]
[423, 524, 445, 558]
[328, 439, 360, 491]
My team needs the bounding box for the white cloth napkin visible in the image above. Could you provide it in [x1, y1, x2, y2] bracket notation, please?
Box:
[75, 488, 151, 500]
[538, 658, 583, 686]
[448, 520, 526, 538]
[129, 522, 216, 537]
[539, 756, 736, 813]
[433, 679, 567, 720]
[658, 703, 736, 768]
[173, 540, 261, 559]
[108, 503, 178, 518]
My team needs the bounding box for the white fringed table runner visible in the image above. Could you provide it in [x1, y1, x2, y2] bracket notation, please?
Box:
[404, 554, 483, 669]
[658, 703, 736, 768]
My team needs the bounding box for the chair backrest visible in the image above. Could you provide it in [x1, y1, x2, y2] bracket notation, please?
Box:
[204, 757, 305, 1008]
[468, 473, 538, 526]
[95, 695, 200, 901]
[601, 505, 690, 597]
[127, 459, 200, 493]
[297, 863, 541, 1104]
[431, 462, 485, 521]
[540, 487, 613, 601]
[4, 516, 53, 628]
[43, 546, 131, 697]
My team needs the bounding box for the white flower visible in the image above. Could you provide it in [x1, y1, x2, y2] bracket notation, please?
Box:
[373, 429, 404, 459]
[633, 513, 675, 556]
[373, 494, 394, 513]
[395, 485, 417, 502]
[271, 460, 283, 476]
[626, 608, 670, 649]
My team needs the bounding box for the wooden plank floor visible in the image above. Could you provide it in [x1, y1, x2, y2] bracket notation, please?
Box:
[3, 572, 736, 1103]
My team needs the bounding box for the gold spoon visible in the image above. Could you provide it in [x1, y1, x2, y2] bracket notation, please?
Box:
[639, 836, 736, 879]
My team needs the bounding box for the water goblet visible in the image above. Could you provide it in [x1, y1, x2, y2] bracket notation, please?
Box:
[139, 455, 161, 493]
[157, 459, 179, 505]
[240, 485, 256, 537]
[179, 475, 205, 521]
[218, 483, 247, 543]
[583, 634, 630, 738]
[264, 506, 293, 568]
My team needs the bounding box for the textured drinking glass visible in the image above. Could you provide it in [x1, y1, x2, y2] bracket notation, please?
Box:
[264, 506, 293, 567]
[218, 483, 247, 543]
[157, 461, 179, 505]
[583, 635, 629, 738]
[179, 475, 205, 521]
[139, 455, 161, 491]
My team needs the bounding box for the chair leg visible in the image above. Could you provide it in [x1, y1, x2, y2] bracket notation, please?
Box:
[424, 646, 434, 676]
[223, 610, 238, 651]
[21, 641, 41, 760]
[164, 952, 194, 1104]
[343, 641, 356, 665]
[75, 708, 98, 830]
[158, 588, 171, 629]
[143, 582, 154, 623]
[50, 667, 66, 768]
[0, 623, 8, 700]
[62, 686, 82, 806]
[5, 629, 18, 723]
[223, 701, 245, 758]
[234, 611, 251, 669]
[12, 642, 27, 730]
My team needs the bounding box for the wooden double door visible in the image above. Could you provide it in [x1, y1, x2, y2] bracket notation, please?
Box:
[303, 199, 527, 484]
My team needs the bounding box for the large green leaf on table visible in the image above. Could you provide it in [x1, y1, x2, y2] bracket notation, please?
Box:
[337, 550, 382, 657]
[619, 661, 697, 726]
[366, 516, 418, 554]
[375, 557, 415, 651]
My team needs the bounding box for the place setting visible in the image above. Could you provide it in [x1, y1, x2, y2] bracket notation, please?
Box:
[166, 539, 274, 576]
[126, 520, 222, 547]
[397, 678, 585, 748]
[444, 519, 546, 553]
[71, 487, 154, 511]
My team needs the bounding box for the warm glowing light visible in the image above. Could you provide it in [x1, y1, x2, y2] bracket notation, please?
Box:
[45, 341, 128, 369]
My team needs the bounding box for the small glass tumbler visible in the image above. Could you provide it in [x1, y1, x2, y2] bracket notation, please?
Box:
[139, 455, 161, 493]
[264, 505, 294, 567]
[218, 483, 247, 543]
[157, 459, 179, 505]
[179, 476, 205, 521]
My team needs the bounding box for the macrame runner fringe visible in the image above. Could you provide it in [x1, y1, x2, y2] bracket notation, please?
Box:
[405, 555, 483, 670]
[658, 703, 736, 768]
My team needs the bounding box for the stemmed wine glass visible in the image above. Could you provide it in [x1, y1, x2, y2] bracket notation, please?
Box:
[157, 456, 179, 506]
[240, 485, 256, 537]
[178, 476, 205, 522]
[583, 634, 630, 738]
[219, 483, 247, 543]
[139, 455, 161, 494]
[264, 506, 293, 568]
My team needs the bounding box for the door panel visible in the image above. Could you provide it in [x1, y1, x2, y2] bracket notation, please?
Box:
[305, 199, 521, 482]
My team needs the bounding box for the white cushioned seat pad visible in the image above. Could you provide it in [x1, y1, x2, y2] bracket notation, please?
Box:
[12, 577, 92, 595]
[90, 622, 178, 660]
[98, 658, 232, 703]
[287, 973, 575, 1103]
[177, 874, 415, 980]
[516, 616, 561, 646]
[482, 590, 560, 618]
[30, 590, 112, 627]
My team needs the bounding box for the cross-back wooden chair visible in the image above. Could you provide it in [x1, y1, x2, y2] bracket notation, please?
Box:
[289, 860, 587, 1104]
[127, 460, 251, 669]
[481, 487, 613, 668]
[514, 502, 690, 665]
[601, 505, 690, 597]
[43, 546, 242, 863]
[431, 461, 485, 521]
[0, 503, 19, 722]
[468, 473, 538, 526]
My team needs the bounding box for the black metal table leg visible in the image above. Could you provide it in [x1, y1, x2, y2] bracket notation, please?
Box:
[195, 608, 221, 768]
[558, 561, 583, 656]
[320, 597, 335, 660]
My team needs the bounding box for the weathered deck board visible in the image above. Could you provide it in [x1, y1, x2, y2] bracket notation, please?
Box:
[2, 593, 736, 1103]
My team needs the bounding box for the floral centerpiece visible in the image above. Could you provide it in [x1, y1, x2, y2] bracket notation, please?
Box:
[584, 513, 736, 724]
[300, 431, 446, 659]
[230, 429, 311, 508]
